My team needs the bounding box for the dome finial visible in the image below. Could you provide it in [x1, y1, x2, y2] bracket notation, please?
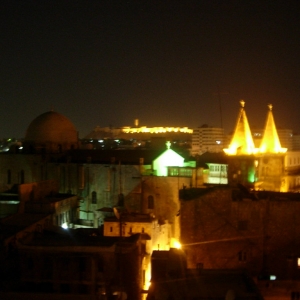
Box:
[240, 100, 245, 108]
[268, 103, 273, 111]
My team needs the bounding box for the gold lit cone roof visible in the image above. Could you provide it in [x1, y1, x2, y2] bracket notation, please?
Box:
[224, 100, 256, 155]
[259, 104, 287, 153]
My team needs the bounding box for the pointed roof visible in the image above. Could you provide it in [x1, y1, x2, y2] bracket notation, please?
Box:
[153, 141, 185, 176]
[259, 104, 287, 153]
[224, 100, 257, 155]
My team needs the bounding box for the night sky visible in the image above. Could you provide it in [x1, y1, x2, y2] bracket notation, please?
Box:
[1, 0, 300, 138]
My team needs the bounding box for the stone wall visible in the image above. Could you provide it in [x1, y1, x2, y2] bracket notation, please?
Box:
[180, 186, 300, 279]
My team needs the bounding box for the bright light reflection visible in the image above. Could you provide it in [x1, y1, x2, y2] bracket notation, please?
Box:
[170, 238, 181, 249]
[61, 222, 68, 229]
[142, 257, 151, 292]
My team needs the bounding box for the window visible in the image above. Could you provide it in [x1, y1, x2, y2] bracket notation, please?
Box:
[148, 195, 154, 209]
[238, 220, 248, 231]
[20, 170, 25, 184]
[78, 284, 88, 294]
[79, 257, 86, 272]
[118, 193, 124, 206]
[91, 191, 97, 204]
[98, 257, 104, 272]
[28, 257, 34, 270]
[43, 257, 53, 279]
[238, 251, 247, 262]
[168, 167, 179, 176]
[196, 262, 203, 269]
[61, 257, 70, 270]
[297, 258, 300, 268]
[7, 169, 11, 184]
[60, 284, 70, 293]
[35, 224, 42, 233]
[143, 270, 146, 286]
[179, 168, 192, 177]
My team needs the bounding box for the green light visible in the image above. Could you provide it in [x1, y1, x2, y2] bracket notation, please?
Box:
[248, 166, 255, 183]
[153, 149, 184, 176]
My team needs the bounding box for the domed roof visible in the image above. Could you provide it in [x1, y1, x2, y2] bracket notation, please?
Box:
[25, 111, 78, 145]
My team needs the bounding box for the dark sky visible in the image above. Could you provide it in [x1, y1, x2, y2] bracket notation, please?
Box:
[1, 0, 300, 138]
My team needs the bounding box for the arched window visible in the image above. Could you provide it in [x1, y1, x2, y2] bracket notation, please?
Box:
[148, 195, 154, 209]
[92, 191, 97, 204]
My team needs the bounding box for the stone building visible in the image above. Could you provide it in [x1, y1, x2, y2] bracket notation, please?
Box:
[0, 110, 198, 243]
[147, 248, 263, 300]
[2, 228, 147, 300]
[179, 185, 300, 299]
[191, 124, 226, 156]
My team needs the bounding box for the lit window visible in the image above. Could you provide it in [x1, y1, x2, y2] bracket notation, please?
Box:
[297, 258, 300, 268]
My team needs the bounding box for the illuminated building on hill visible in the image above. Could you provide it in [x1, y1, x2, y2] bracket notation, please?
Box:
[85, 124, 192, 137]
[84, 122, 193, 150]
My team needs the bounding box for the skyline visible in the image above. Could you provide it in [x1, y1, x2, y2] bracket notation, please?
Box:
[1, 1, 300, 138]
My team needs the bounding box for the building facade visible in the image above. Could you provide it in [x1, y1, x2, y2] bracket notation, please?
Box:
[191, 124, 226, 156]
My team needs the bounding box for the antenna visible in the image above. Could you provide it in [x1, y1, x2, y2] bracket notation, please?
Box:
[213, 87, 229, 128]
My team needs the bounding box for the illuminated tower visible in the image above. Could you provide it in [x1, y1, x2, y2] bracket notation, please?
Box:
[224, 102, 287, 191]
[224, 100, 257, 155]
[259, 104, 287, 154]
[254, 104, 287, 191]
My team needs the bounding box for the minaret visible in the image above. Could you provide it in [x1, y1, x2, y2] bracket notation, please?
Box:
[224, 100, 256, 155]
[259, 104, 287, 153]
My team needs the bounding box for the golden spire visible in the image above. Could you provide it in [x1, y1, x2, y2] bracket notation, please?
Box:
[224, 100, 257, 155]
[259, 104, 287, 153]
